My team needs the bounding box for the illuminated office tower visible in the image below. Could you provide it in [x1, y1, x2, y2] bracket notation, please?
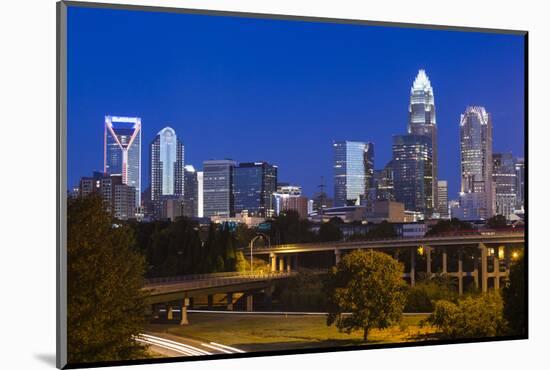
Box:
[203, 160, 237, 218]
[456, 106, 494, 220]
[515, 157, 525, 211]
[436, 180, 449, 219]
[233, 162, 278, 217]
[273, 185, 309, 220]
[374, 161, 394, 201]
[104, 115, 142, 206]
[183, 165, 198, 217]
[392, 134, 433, 215]
[150, 126, 185, 201]
[197, 171, 204, 218]
[333, 141, 375, 207]
[493, 153, 516, 219]
[408, 69, 438, 210]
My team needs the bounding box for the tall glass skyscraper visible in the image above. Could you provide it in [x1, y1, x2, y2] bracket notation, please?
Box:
[455, 106, 494, 220]
[493, 153, 517, 219]
[408, 69, 438, 210]
[183, 165, 198, 218]
[333, 141, 375, 207]
[392, 134, 433, 214]
[150, 126, 185, 201]
[233, 162, 278, 217]
[374, 160, 394, 201]
[203, 160, 237, 218]
[104, 115, 141, 206]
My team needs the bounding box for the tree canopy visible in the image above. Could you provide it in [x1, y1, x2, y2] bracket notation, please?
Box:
[67, 196, 148, 363]
[426, 218, 472, 236]
[502, 255, 526, 335]
[326, 250, 407, 341]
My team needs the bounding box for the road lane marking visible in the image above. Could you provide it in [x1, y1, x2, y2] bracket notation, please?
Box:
[136, 337, 198, 356]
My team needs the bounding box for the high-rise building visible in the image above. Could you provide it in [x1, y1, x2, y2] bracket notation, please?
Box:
[456, 106, 494, 220]
[203, 160, 236, 218]
[515, 157, 525, 211]
[233, 162, 278, 217]
[436, 180, 449, 219]
[183, 165, 198, 218]
[392, 134, 433, 215]
[273, 185, 309, 219]
[408, 69, 438, 210]
[197, 171, 204, 218]
[374, 161, 394, 201]
[104, 115, 141, 207]
[150, 127, 185, 201]
[493, 153, 517, 219]
[333, 141, 375, 207]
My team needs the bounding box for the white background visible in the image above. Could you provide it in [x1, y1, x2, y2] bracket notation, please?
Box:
[0, 0, 547, 369]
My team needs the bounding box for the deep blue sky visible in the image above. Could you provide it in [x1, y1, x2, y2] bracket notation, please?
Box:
[67, 6, 525, 200]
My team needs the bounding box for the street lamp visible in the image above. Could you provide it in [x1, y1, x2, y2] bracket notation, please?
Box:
[249, 233, 270, 274]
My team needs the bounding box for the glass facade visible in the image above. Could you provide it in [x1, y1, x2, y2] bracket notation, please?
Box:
[408, 70, 438, 210]
[104, 115, 141, 206]
[493, 153, 517, 219]
[150, 127, 185, 201]
[333, 141, 375, 207]
[374, 160, 394, 201]
[457, 106, 494, 220]
[436, 180, 449, 218]
[203, 160, 236, 217]
[392, 134, 433, 214]
[233, 162, 278, 217]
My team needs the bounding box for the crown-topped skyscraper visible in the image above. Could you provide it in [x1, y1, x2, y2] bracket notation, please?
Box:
[408, 69, 438, 213]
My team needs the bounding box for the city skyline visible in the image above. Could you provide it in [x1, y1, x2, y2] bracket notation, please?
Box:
[67, 7, 525, 201]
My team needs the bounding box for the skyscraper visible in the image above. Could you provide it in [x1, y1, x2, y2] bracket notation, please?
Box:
[233, 162, 278, 217]
[104, 115, 142, 206]
[272, 185, 309, 219]
[493, 153, 517, 219]
[203, 160, 236, 218]
[436, 180, 449, 219]
[150, 126, 185, 201]
[456, 106, 494, 220]
[408, 69, 438, 210]
[333, 141, 375, 207]
[183, 165, 198, 218]
[374, 160, 394, 201]
[197, 171, 204, 218]
[392, 134, 433, 215]
[515, 157, 525, 211]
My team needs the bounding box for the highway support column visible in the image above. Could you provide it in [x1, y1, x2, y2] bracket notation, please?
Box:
[180, 297, 189, 325]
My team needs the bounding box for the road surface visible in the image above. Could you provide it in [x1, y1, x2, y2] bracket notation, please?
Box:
[137, 332, 245, 357]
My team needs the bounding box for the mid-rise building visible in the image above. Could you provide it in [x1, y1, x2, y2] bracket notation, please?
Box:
[79, 172, 136, 220]
[456, 106, 494, 220]
[197, 171, 204, 218]
[233, 162, 278, 217]
[273, 184, 309, 219]
[436, 180, 449, 219]
[333, 141, 375, 207]
[408, 69, 438, 210]
[104, 115, 141, 206]
[203, 160, 236, 218]
[493, 152, 517, 219]
[392, 134, 433, 215]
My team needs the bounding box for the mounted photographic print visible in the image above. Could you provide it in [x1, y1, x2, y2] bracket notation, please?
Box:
[56, 1, 528, 368]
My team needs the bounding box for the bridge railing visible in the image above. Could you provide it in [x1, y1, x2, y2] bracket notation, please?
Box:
[145, 271, 295, 285]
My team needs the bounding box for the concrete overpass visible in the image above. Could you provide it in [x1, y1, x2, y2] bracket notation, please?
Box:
[249, 231, 525, 295]
[144, 272, 296, 325]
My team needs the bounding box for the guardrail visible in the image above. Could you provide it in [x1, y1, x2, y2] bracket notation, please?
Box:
[145, 271, 295, 286]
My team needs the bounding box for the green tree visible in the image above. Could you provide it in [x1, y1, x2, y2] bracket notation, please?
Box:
[67, 196, 147, 363]
[366, 220, 397, 239]
[326, 250, 407, 341]
[405, 274, 457, 312]
[502, 256, 526, 335]
[426, 292, 506, 338]
[319, 217, 344, 242]
[268, 210, 315, 245]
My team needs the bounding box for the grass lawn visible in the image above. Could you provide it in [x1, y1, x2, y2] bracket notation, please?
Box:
[147, 313, 437, 352]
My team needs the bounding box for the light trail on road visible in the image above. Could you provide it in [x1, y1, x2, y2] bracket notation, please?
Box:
[138, 333, 246, 357]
